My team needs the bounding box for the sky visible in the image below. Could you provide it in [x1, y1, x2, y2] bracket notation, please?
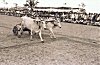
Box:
[0, 0, 100, 13]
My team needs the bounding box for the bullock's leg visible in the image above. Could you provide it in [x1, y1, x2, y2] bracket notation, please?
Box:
[39, 30, 44, 43]
[28, 31, 31, 35]
[49, 28, 56, 39]
[30, 29, 33, 41]
[49, 29, 53, 38]
[49, 32, 53, 38]
[49, 31, 53, 38]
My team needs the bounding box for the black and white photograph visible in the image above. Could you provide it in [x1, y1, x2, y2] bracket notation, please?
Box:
[0, 0, 100, 65]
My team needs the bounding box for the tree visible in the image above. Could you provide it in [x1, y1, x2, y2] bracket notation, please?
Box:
[2, 0, 8, 9]
[3, 0, 5, 3]
[26, 0, 39, 11]
[78, 3, 86, 13]
[13, 3, 18, 8]
[26, 0, 39, 8]
[78, 3, 86, 8]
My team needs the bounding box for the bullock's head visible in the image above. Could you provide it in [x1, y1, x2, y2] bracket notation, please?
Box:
[13, 24, 23, 38]
[54, 18, 61, 28]
[16, 24, 23, 38]
[13, 26, 18, 36]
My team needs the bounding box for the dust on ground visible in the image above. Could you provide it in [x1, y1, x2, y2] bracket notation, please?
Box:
[0, 15, 100, 65]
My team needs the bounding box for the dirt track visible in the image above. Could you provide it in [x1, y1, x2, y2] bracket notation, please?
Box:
[0, 15, 100, 65]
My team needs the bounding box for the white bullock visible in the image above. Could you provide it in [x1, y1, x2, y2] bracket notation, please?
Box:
[45, 17, 61, 38]
[18, 15, 46, 43]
